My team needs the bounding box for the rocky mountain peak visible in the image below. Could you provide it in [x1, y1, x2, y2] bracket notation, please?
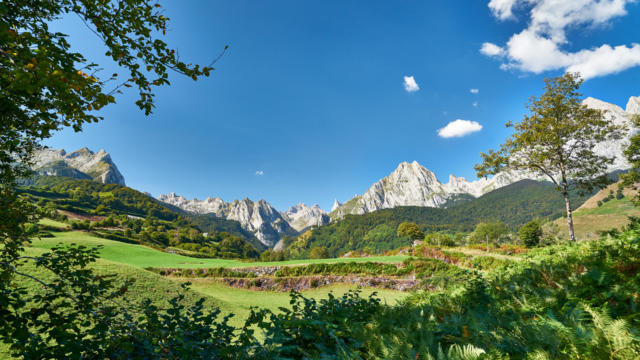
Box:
[627, 96, 640, 114]
[331, 199, 342, 212]
[32, 147, 125, 185]
[282, 203, 329, 232]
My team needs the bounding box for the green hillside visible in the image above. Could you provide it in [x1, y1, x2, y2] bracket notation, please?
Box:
[550, 181, 640, 241]
[297, 179, 593, 256]
[18, 175, 262, 259]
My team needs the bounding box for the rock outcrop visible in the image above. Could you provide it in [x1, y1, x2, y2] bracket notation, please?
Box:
[32, 147, 125, 185]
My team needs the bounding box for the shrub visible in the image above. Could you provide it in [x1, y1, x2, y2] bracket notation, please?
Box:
[519, 220, 542, 248]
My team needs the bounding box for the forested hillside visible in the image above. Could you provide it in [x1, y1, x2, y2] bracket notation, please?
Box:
[296, 179, 593, 256]
[17, 176, 262, 258]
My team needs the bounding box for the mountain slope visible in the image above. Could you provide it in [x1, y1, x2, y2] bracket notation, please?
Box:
[18, 175, 262, 258]
[549, 180, 640, 241]
[157, 193, 298, 247]
[33, 147, 125, 185]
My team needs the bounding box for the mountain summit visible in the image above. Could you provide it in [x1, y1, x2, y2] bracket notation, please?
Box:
[331, 161, 525, 218]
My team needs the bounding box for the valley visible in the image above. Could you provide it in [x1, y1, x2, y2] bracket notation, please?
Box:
[4, 3, 640, 357]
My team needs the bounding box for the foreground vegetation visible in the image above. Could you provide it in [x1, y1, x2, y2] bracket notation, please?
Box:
[3, 218, 640, 359]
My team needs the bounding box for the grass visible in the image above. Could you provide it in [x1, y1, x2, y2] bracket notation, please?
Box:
[1, 232, 409, 358]
[576, 197, 639, 216]
[37, 218, 69, 229]
[186, 280, 407, 329]
[29, 231, 409, 268]
[552, 197, 640, 241]
[0, 247, 223, 359]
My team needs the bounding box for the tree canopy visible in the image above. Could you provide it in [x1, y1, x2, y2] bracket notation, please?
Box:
[1, 1, 225, 356]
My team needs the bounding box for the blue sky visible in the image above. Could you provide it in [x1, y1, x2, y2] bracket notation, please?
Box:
[45, 0, 640, 211]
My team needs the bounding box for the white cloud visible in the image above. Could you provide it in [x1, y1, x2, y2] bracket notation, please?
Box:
[488, 0, 519, 20]
[438, 119, 483, 138]
[473, 101, 479, 107]
[255, 170, 264, 176]
[482, 0, 640, 79]
[480, 42, 506, 57]
[403, 76, 420, 92]
[470, 88, 479, 94]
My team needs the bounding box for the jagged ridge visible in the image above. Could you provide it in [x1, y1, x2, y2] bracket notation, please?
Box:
[157, 193, 300, 247]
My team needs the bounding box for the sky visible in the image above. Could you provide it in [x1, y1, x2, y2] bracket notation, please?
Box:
[44, 0, 640, 211]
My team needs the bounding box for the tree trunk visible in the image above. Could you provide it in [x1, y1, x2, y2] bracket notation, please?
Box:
[561, 179, 576, 242]
[486, 234, 489, 252]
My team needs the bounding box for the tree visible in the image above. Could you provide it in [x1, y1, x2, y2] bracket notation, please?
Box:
[424, 232, 454, 247]
[475, 73, 623, 242]
[397, 221, 424, 240]
[519, 220, 542, 248]
[469, 221, 508, 245]
[1, 1, 225, 356]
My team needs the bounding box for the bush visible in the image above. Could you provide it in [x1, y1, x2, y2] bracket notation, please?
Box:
[519, 220, 542, 248]
[397, 222, 424, 240]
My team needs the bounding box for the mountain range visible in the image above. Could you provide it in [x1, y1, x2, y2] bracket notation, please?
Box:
[32, 95, 639, 248]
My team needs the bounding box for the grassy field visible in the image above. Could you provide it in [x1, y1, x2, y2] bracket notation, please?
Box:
[29, 231, 409, 268]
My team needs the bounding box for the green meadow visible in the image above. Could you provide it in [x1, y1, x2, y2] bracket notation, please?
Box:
[29, 231, 409, 269]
